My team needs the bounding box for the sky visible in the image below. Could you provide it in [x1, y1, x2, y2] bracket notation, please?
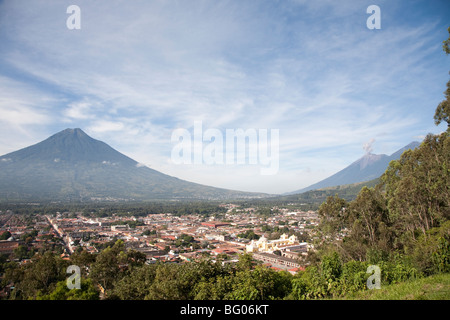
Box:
[0, 0, 449, 195]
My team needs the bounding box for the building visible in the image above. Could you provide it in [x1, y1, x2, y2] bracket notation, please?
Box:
[246, 233, 299, 253]
[200, 221, 230, 228]
[0, 240, 20, 255]
[135, 247, 167, 259]
[111, 225, 129, 231]
[252, 252, 301, 270]
[281, 243, 308, 259]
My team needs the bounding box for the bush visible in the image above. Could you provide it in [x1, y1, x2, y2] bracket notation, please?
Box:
[340, 260, 369, 295]
[407, 221, 450, 275]
[432, 236, 450, 273]
[378, 255, 420, 285]
[290, 277, 310, 300]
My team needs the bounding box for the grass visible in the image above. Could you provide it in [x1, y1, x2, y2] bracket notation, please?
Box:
[343, 273, 450, 300]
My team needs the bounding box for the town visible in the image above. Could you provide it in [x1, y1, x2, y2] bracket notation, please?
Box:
[0, 204, 319, 278]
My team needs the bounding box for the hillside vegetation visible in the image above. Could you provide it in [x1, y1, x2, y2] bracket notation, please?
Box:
[281, 178, 380, 204]
[345, 272, 450, 300]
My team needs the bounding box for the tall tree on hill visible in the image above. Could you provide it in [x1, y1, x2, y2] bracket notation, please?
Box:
[382, 134, 449, 241]
[382, 27, 450, 243]
[434, 27, 450, 132]
[348, 186, 390, 249]
[317, 195, 349, 241]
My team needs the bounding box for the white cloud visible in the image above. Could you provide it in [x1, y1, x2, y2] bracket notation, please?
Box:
[0, 76, 53, 126]
[64, 100, 97, 120]
[88, 120, 124, 133]
[135, 163, 147, 168]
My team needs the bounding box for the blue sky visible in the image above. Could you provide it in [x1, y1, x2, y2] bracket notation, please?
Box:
[0, 0, 449, 194]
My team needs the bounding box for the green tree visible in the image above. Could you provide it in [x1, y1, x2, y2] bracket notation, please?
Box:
[236, 253, 254, 271]
[435, 26, 450, 131]
[36, 278, 99, 300]
[0, 231, 11, 240]
[349, 186, 389, 247]
[89, 240, 126, 292]
[443, 26, 450, 54]
[193, 275, 233, 300]
[407, 221, 450, 275]
[125, 249, 147, 268]
[317, 195, 348, 240]
[8, 252, 68, 299]
[382, 133, 449, 243]
[70, 249, 96, 277]
[227, 266, 292, 300]
[432, 236, 450, 273]
[12, 245, 30, 261]
[110, 264, 157, 300]
[297, 266, 328, 299]
[146, 263, 194, 299]
[320, 251, 342, 282]
[237, 230, 260, 240]
[338, 186, 393, 261]
[434, 77, 450, 132]
[339, 260, 369, 295]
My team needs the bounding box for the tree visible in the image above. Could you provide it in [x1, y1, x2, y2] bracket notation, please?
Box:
[256, 208, 272, 217]
[9, 252, 68, 299]
[125, 249, 147, 268]
[89, 240, 125, 292]
[320, 251, 342, 282]
[346, 186, 392, 258]
[12, 245, 30, 260]
[434, 26, 450, 132]
[443, 26, 450, 54]
[408, 221, 450, 275]
[236, 253, 254, 271]
[227, 266, 292, 300]
[339, 260, 369, 295]
[70, 249, 96, 277]
[237, 230, 260, 240]
[317, 195, 348, 240]
[193, 275, 233, 300]
[36, 278, 99, 300]
[434, 77, 450, 132]
[0, 231, 11, 240]
[146, 263, 194, 300]
[382, 133, 449, 243]
[110, 264, 157, 300]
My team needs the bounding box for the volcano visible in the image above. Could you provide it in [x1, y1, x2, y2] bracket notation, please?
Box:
[287, 141, 420, 194]
[0, 128, 265, 202]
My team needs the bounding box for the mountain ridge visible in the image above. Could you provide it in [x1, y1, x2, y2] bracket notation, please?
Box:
[0, 128, 267, 202]
[286, 141, 421, 195]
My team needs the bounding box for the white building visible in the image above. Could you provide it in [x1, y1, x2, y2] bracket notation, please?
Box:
[246, 233, 299, 253]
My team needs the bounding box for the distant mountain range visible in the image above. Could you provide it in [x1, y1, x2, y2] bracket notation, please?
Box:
[286, 141, 420, 195]
[0, 128, 421, 202]
[270, 178, 381, 208]
[0, 128, 266, 202]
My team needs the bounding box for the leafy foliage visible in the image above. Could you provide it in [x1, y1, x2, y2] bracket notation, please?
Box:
[36, 279, 99, 300]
